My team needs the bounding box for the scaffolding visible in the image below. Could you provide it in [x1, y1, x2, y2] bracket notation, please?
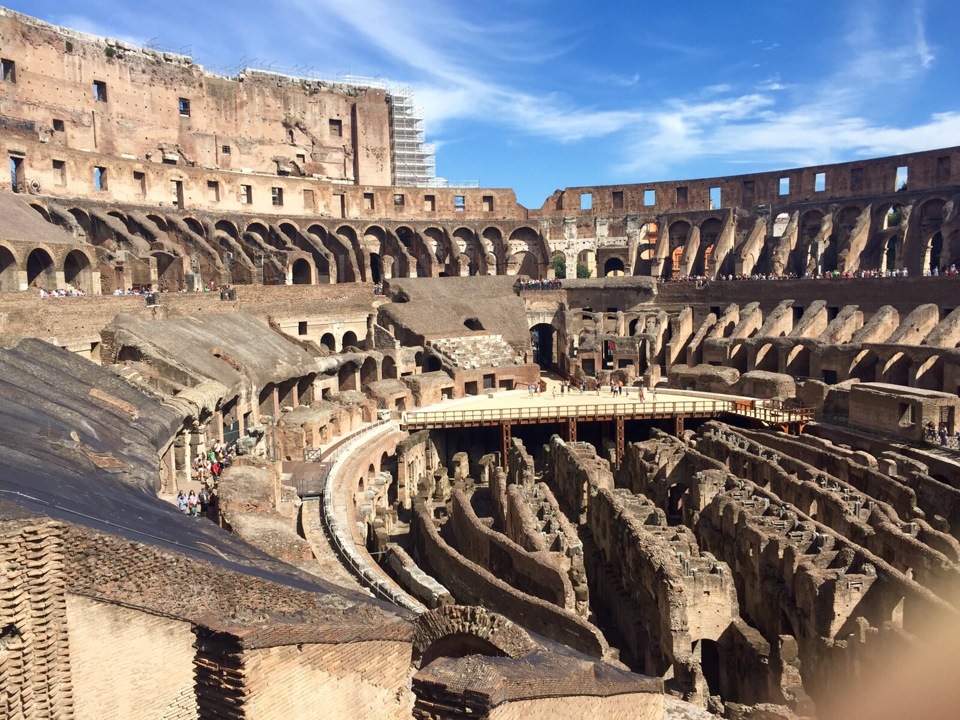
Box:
[388, 88, 437, 187]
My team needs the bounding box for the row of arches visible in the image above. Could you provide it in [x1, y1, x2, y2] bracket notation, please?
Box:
[0, 243, 96, 293]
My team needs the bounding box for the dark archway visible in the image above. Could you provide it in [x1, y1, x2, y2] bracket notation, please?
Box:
[27, 248, 55, 290]
[0, 246, 18, 292]
[320, 333, 336, 352]
[604, 257, 625, 277]
[153, 251, 182, 292]
[63, 250, 93, 294]
[342, 331, 359, 350]
[369, 253, 383, 284]
[291, 258, 312, 285]
[530, 323, 556, 368]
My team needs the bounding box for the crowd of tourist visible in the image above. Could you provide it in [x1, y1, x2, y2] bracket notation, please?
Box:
[660, 265, 960, 286]
[176, 441, 235, 519]
[515, 278, 563, 292]
[38, 287, 85, 297]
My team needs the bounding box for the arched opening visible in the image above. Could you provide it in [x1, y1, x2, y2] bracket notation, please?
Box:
[291, 258, 312, 285]
[184, 217, 205, 237]
[929, 232, 944, 273]
[26, 248, 56, 291]
[604, 257, 625, 277]
[694, 218, 722, 276]
[754, 343, 778, 372]
[63, 250, 93, 294]
[369, 252, 383, 284]
[338, 362, 359, 392]
[785, 345, 811, 378]
[699, 640, 721, 697]
[530, 323, 556, 368]
[509, 251, 539, 278]
[914, 355, 942, 391]
[666, 484, 687, 526]
[628, 318, 641, 336]
[153, 251, 182, 292]
[882, 352, 911, 387]
[215, 220, 240, 241]
[576, 250, 595, 279]
[382, 355, 397, 379]
[342, 331, 359, 350]
[849, 350, 878, 382]
[419, 634, 507, 669]
[360, 357, 378, 387]
[320, 333, 336, 352]
[0, 246, 18, 292]
[634, 243, 655, 277]
[426, 354, 442, 372]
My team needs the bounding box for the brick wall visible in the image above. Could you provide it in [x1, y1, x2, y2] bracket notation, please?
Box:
[489, 694, 662, 720]
[66, 594, 197, 720]
[242, 640, 413, 720]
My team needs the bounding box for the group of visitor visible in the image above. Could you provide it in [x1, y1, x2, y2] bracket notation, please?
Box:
[660, 265, 960, 286]
[924, 421, 960, 451]
[38, 287, 85, 297]
[373, 282, 385, 295]
[515, 278, 563, 292]
[177, 486, 216, 517]
[193, 441, 235, 484]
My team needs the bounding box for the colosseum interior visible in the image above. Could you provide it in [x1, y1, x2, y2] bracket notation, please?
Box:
[0, 7, 958, 720]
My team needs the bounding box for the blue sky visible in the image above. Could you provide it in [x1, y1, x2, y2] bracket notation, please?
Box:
[9, 0, 960, 207]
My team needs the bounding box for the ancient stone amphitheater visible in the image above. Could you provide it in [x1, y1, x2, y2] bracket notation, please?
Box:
[0, 7, 958, 720]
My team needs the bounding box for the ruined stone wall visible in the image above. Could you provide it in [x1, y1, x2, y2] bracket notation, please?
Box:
[241, 640, 414, 720]
[410, 497, 607, 658]
[540, 147, 960, 216]
[448, 489, 574, 611]
[542, 439, 614, 523]
[66, 594, 197, 720]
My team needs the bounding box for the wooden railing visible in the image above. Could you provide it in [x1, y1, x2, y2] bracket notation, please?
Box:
[401, 400, 813, 429]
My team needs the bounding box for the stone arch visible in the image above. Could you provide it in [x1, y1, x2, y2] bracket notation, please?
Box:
[914, 355, 942, 391]
[183, 216, 205, 237]
[63, 249, 94, 294]
[0, 244, 18, 292]
[338, 360, 359, 392]
[68, 208, 94, 242]
[342, 330, 359, 350]
[508, 251, 540, 277]
[320, 333, 336, 352]
[412, 606, 537, 668]
[694, 218, 722, 276]
[634, 243, 656, 277]
[29, 202, 51, 223]
[291, 257, 312, 285]
[785, 345, 811, 378]
[604, 257, 625, 277]
[215, 219, 240, 242]
[360, 356, 378, 387]
[146, 213, 169, 234]
[882, 352, 911, 387]
[754, 343, 778, 372]
[26, 247, 56, 291]
[311, 224, 355, 283]
[482, 226, 506, 273]
[335, 225, 364, 281]
[452, 227, 478, 275]
[916, 198, 946, 273]
[530, 322, 556, 368]
[849, 349, 878, 382]
[508, 227, 546, 278]
[664, 220, 691, 278]
[422, 226, 450, 276]
[577, 250, 595, 279]
[382, 355, 397, 379]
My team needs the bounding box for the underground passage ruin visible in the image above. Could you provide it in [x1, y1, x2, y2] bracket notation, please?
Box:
[0, 6, 958, 720]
